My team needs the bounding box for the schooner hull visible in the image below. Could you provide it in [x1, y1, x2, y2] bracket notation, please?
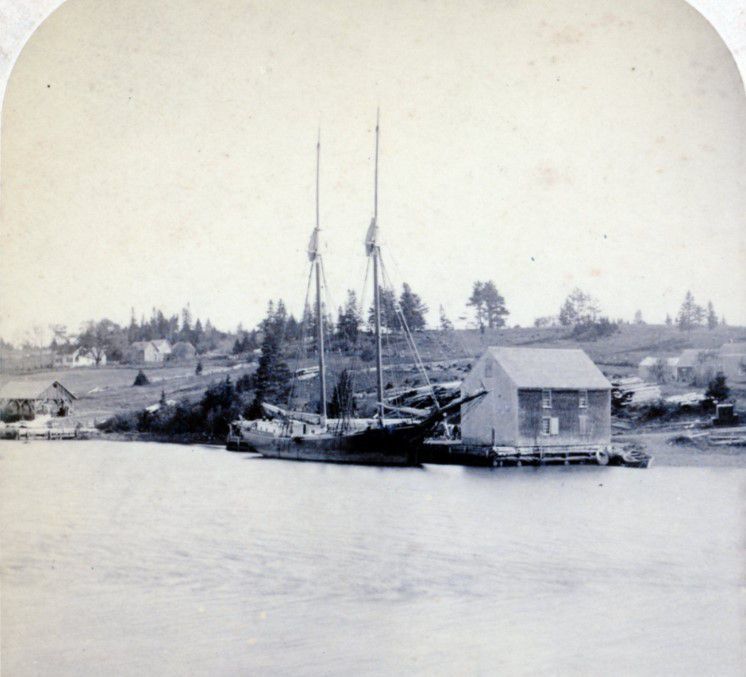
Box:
[242, 427, 421, 466]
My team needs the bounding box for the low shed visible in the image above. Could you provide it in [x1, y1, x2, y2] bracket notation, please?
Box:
[461, 347, 611, 448]
[0, 380, 77, 417]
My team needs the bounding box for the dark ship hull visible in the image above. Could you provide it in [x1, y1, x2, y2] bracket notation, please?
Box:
[242, 424, 424, 466]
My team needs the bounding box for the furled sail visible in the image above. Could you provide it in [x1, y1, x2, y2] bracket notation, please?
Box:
[307, 226, 320, 262]
[364, 218, 378, 255]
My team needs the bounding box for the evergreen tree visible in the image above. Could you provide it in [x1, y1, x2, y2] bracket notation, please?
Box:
[329, 369, 356, 418]
[250, 331, 291, 411]
[706, 301, 718, 330]
[399, 283, 428, 330]
[337, 290, 361, 346]
[193, 318, 204, 345]
[368, 287, 399, 331]
[439, 305, 453, 331]
[127, 308, 138, 344]
[676, 291, 704, 330]
[665, 313, 673, 326]
[467, 281, 487, 330]
[467, 280, 509, 330]
[705, 371, 730, 401]
[481, 281, 509, 329]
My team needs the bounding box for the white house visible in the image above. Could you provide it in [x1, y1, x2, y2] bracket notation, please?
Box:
[56, 347, 106, 368]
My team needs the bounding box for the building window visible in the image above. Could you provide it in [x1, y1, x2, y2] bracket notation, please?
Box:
[541, 417, 559, 436]
[579, 389, 588, 408]
[579, 414, 589, 436]
[542, 389, 552, 408]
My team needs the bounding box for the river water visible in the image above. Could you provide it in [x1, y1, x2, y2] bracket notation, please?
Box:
[1, 441, 742, 676]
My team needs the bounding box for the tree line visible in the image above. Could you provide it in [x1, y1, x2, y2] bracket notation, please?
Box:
[46, 306, 226, 364]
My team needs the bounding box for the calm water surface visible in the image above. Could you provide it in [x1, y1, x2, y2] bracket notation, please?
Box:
[1, 441, 743, 676]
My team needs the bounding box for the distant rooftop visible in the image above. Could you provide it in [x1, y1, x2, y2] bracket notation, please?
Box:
[677, 348, 718, 368]
[720, 341, 746, 355]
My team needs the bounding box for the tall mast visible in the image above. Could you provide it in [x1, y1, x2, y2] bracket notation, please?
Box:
[310, 130, 327, 426]
[371, 111, 384, 423]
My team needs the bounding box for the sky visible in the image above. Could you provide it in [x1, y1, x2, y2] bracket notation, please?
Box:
[1, 0, 744, 344]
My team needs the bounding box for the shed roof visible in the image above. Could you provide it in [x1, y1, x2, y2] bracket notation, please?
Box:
[0, 380, 77, 400]
[486, 347, 610, 389]
[720, 341, 746, 355]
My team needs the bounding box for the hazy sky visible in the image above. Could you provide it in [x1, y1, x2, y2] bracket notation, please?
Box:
[1, 0, 744, 343]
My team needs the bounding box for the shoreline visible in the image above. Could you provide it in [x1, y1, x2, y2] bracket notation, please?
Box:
[4, 430, 744, 468]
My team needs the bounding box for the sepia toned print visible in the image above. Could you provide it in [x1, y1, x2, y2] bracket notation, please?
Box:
[1, 1, 744, 675]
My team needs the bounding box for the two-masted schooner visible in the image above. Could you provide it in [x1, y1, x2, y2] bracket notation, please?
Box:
[234, 117, 484, 465]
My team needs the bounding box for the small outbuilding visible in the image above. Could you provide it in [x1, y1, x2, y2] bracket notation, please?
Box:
[170, 341, 197, 362]
[461, 347, 611, 448]
[718, 342, 746, 383]
[0, 380, 77, 418]
[675, 349, 719, 383]
[638, 356, 678, 382]
[127, 340, 172, 364]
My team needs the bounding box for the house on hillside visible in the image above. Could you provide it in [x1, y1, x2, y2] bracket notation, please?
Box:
[675, 349, 719, 383]
[718, 342, 746, 382]
[55, 347, 106, 368]
[151, 339, 172, 359]
[460, 347, 611, 448]
[170, 341, 196, 362]
[126, 340, 172, 364]
[0, 380, 77, 418]
[638, 356, 678, 382]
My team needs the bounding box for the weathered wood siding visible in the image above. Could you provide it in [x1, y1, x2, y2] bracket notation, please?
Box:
[461, 353, 518, 446]
[38, 383, 75, 404]
[517, 389, 610, 446]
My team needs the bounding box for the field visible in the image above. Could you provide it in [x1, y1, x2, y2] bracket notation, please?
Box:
[0, 361, 257, 424]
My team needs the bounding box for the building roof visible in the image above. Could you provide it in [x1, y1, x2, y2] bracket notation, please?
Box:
[151, 339, 172, 352]
[639, 356, 679, 367]
[720, 341, 746, 355]
[486, 347, 611, 389]
[677, 348, 718, 368]
[0, 380, 77, 400]
[171, 341, 195, 350]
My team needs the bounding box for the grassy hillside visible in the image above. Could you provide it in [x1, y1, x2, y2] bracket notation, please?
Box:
[0, 361, 257, 424]
[409, 324, 746, 372]
[2, 324, 744, 424]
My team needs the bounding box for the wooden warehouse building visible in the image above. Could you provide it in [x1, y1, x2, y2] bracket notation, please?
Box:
[461, 347, 611, 449]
